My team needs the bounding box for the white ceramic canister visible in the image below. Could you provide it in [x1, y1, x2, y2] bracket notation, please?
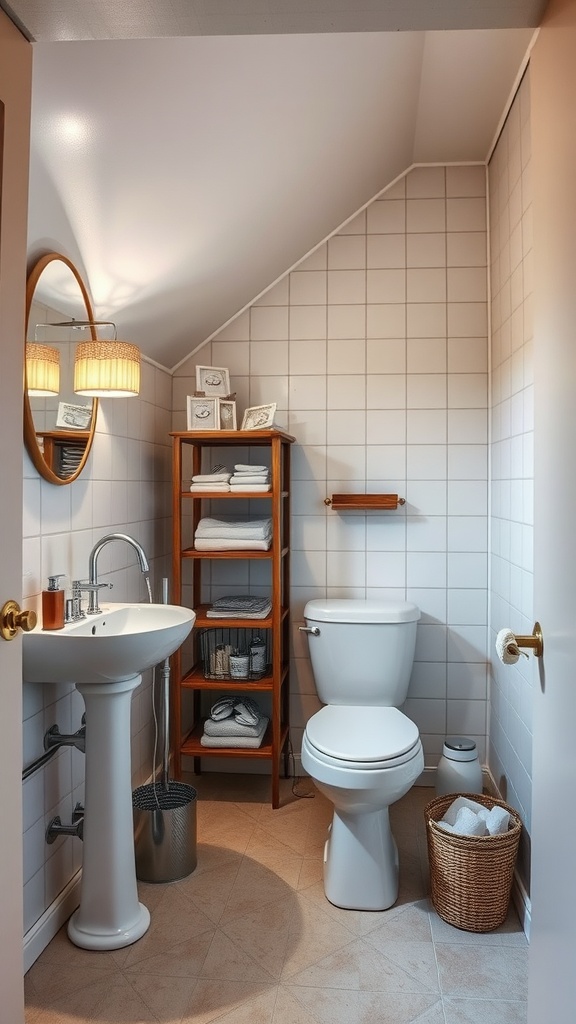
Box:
[435, 736, 483, 796]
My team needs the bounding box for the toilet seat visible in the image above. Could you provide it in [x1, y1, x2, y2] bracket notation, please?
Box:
[304, 706, 420, 771]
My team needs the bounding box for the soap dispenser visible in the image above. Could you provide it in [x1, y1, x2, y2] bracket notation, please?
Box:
[42, 575, 66, 630]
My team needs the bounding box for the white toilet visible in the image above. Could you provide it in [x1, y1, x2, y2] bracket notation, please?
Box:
[300, 598, 423, 912]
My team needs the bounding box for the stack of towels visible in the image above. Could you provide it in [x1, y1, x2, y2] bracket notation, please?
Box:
[206, 594, 272, 619]
[230, 463, 271, 492]
[190, 464, 231, 492]
[437, 796, 511, 836]
[194, 516, 272, 551]
[201, 696, 268, 749]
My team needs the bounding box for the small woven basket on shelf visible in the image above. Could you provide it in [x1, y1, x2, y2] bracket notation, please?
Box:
[425, 792, 522, 933]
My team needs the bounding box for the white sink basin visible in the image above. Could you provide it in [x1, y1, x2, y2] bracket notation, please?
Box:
[23, 601, 196, 951]
[23, 602, 195, 684]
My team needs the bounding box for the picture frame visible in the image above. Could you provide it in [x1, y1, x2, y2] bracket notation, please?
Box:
[241, 402, 277, 430]
[217, 397, 237, 431]
[55, 401, 93, 430]
[186, 395, 219, 431]
[195, 365, 231, 398]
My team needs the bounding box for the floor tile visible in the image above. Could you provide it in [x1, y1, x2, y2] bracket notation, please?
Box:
[24, 782, 529, 1024]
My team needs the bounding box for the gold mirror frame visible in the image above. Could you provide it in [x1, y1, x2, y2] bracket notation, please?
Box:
[23, 252, 99, 485]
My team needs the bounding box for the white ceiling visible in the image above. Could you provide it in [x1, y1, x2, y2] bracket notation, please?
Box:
[3, 1, 541, 368]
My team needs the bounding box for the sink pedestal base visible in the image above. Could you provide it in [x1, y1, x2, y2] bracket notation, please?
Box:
[68, 674, 150, 950]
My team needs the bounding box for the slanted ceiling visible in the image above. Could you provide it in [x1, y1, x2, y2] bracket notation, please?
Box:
[5, 0, 539, 368]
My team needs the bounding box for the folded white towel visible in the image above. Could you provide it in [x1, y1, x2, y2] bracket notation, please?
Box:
[229, 484, 271, 492]
[201, 717, 267, 748]
[234, 464, 268, 473]
[230, 474, 269, 484]
[191, 472, 231, 483]
[195, 517, 272, 540]
[195, 538, 271, 550]
[204, 716, 267, 738]
[190, 483, 231, 492]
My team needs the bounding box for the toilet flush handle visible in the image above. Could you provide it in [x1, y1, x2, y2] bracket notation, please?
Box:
[299, 626, 320, 636]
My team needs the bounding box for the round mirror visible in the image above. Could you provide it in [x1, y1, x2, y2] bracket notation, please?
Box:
[23, 253, 99, 485]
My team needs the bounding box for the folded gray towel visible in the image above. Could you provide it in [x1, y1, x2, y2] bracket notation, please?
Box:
[201, 717, 268, 748]
[203, 716, 267, 738]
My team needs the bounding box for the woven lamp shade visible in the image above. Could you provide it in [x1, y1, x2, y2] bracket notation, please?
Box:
[74, 341, 140, 397]
[26, 343, 60, 396]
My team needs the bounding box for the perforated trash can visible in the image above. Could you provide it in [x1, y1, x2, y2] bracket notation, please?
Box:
[133, 781, 197, 883]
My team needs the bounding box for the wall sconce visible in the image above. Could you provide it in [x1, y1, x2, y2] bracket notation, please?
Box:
[25, 343, 60, 396]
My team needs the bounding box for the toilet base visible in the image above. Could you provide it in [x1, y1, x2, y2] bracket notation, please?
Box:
[323, 806, 399, 911]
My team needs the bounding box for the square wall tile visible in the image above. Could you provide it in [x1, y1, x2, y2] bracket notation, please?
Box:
[407, 198, 446, 233]
[367, 234, 406, 269]
[328, 338, 366, 374]
[250, 340, 288, 376]
[328, 304, 365, 339]
[290, 339, 327, 375]
[367, 338, 406, 374]
[407, 232, 446, 268]
[290, 305, 327, 340]
[250, 304, 289, 340]
[328, 235, 366, 269]
[367, 269, 406, 303]
[328, 269, 366, 304]
[290, 270, 327, 305]
[367, 199, 406, 233]
[328, 375, 366, 410]
[407, 337, 446, 374]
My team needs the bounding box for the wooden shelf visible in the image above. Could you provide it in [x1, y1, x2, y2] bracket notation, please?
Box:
[171, 429, 294, 808]
[193, 604, 289, 629]
[180, 662, 289, 692]
[181, 721, 289, 761]
[326, 492, 405, 511]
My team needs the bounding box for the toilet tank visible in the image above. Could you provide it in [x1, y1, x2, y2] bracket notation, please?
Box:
[303, 599, 420, 706]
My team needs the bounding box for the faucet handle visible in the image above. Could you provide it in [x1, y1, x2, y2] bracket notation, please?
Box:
[73, 579, 113, 592]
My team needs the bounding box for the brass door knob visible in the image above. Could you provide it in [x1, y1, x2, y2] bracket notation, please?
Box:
[0, 600, 38, 641]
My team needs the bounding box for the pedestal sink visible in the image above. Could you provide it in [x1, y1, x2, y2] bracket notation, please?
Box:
[23, 603, 195, 950]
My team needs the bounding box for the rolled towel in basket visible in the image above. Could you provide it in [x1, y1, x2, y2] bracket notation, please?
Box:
[442, 796, 487, 826]
[485, 805, 510, 835]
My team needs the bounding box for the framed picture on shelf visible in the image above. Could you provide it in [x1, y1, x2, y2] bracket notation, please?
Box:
[195, 365, 231, 397]
[186, 395, 219, 430]
[217, 397, 237, 430]
[55, 401, 92, 430]
[241, 403, 277, 430]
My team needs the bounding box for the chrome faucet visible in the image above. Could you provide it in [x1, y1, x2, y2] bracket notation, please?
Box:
[86, 533, 150, 614]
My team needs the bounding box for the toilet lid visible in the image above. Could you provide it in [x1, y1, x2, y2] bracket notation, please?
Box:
[305, 706, 419, 764]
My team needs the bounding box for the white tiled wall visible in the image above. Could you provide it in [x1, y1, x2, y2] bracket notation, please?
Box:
[174, 163, 489, 773]
[488, 71, 534, 892]
[22, 359, 172, 942]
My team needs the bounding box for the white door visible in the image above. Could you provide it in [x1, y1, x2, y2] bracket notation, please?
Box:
[0, 190, 27, 1022]
[0, 13, 32, 1022]
[529, 9, 576, 1020]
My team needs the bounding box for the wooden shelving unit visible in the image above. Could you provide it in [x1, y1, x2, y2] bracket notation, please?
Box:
[170, 428, 294, 808]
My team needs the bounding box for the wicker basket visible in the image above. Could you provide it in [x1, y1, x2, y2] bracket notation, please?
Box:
[425, 792, 522, 932]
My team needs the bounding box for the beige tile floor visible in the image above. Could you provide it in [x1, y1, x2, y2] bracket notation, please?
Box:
[25, 777, 528, 1024]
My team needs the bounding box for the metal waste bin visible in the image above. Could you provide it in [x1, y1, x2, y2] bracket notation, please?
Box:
[133, 780, 197, 883]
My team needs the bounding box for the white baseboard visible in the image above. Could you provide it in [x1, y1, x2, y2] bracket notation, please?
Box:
[482, 766, 531, 940]
[23, 871, 81, 972]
